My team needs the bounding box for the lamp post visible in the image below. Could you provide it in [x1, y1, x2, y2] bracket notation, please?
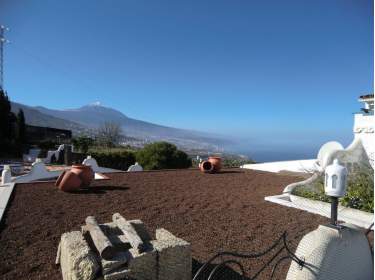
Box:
[324, 159, 348, 226]
[286, 160, 373, 280]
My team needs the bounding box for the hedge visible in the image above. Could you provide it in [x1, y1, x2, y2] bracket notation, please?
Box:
[90, 150, 136, 171]
[136, 142, 192, 170]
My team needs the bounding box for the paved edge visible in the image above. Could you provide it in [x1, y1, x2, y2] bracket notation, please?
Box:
[0, 182, 16, 223]
[265, 194, 374, 229]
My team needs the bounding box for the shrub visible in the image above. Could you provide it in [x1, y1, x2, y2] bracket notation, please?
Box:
[292, 176, 331, 203]
[38, 140, 57, 151]
[341, 166, 374, 213]
[72, 136, 94, 154]
[292, 164, 374, 213]
[38, 149, 48, 159]
[90, 150, 136, 171]
[222, 158, 255, 168]
[136, 142, 192, 170]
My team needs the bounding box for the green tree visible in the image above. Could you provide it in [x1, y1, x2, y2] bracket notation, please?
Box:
[72, 136, 94, 154]
[0, 90, 16, 156]
[16, 109, 26, 151]
[136, 142, 192, 170]
[0, 90, 11, 139]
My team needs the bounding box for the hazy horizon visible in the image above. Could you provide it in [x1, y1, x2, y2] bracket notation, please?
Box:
[9, 99, 354, 162]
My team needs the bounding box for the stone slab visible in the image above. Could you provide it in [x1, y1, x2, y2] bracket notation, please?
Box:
[265, 194, 374, 229]
[0, 183, 15, 223]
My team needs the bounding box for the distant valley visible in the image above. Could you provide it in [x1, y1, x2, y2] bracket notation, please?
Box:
[11, 102, 233, 152]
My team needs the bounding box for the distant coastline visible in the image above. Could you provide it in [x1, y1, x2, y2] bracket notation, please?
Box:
[240, 149, 316, 163]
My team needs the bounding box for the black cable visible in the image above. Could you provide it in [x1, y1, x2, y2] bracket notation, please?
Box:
[364, 222, 374, 258]
[207, 260, 246, 280]
[365, 222, 373, 236]
[270, 256, 292, 280]
[282, 234, 304, 267]
[193, 232, 286, 280]
[193, 231, 306, 280]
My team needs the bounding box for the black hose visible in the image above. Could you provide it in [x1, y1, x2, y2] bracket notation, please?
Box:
[193, 232, 286, 280]
[193, 231, 306, 280]
[365, 222, 374, 236]
[270, 256, 292, 280]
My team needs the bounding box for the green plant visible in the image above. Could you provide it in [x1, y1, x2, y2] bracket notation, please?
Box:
[341, 166, 374, 213]
[16, 109, 26, 153]
[38, 140, 58, 151]
[38, 149, 48, 159]
[292, 176, 331, 203]
[292, 165, 374, 213]
[72, 136, 94, 154]
[90, 150, 136, 171]
[136, 142, 192, 170]
[222, 158, 255, 168]
[0, 90, 19, 157]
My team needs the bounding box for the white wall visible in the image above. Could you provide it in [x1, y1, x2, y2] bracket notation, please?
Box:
[241, 159, 318, 173]
[354, 113, 374, 167]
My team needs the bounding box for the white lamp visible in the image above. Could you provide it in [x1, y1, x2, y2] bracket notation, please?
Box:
[324, 159, 348, 225]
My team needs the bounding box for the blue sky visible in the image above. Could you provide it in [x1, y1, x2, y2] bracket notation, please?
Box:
[0, 0, 373, 160]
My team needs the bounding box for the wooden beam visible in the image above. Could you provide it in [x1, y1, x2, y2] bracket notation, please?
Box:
[112, 213, 147, 253]
[85, 216, 117, 260]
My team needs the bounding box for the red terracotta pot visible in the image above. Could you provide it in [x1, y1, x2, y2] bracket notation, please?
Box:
[55, 170, 66, 188]
[200, 161, 214, 173]
[71, 164, 94, 187]
[56, 170, 82, 192]
[208, 157, 222, 172]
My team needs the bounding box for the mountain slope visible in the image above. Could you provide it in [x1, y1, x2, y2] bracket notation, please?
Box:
[12, 102, 231, 150]
[11, 102, 87, 133]
[34, 104, 224, 141]
[35, 104, 128, 129]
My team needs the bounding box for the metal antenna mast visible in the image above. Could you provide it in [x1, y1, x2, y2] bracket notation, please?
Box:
[0, 25, 9, 91]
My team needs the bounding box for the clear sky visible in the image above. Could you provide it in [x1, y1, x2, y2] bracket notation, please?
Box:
[0, 0, 373, 160]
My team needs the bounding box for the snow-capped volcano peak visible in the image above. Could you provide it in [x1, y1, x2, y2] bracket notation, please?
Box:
[89, 101, 102, 107]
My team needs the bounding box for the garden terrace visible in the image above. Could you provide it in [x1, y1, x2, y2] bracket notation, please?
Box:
[0, 168, 350, 279]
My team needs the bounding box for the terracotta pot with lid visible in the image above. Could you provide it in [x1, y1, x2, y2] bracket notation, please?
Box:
[55, 170, 82, 192]
[70, 164, 94, 187]
[208, 156, 222, 172]
[200, 161, 214, 173]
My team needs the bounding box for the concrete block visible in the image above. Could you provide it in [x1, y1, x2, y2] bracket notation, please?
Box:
[125, 247, 157, 280]
[128, 219, 152, 242]
[101, 251, 128, 275]
[152, 228, 191, 280]
[58, 231, 99, 280]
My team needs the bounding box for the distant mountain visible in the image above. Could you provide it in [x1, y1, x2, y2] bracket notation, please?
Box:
[11, 102, 231, 151]
[35, 103, 128, 129]
[11, 102, 87, 133]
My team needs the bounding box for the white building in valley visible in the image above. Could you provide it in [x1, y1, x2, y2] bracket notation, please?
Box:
[242, 94, 374, 173]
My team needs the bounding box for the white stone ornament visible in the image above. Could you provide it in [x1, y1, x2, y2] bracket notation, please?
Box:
[14, 159, 63, 183]
[127, 162, 143, 172]
[1, 165, 12, 185]
[83, 156, 100, 172]
[324, 159, 348, 198]
[82, 156, 123, 173]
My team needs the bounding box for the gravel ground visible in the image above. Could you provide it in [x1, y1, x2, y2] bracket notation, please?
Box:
[0, 168, 369, 280]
